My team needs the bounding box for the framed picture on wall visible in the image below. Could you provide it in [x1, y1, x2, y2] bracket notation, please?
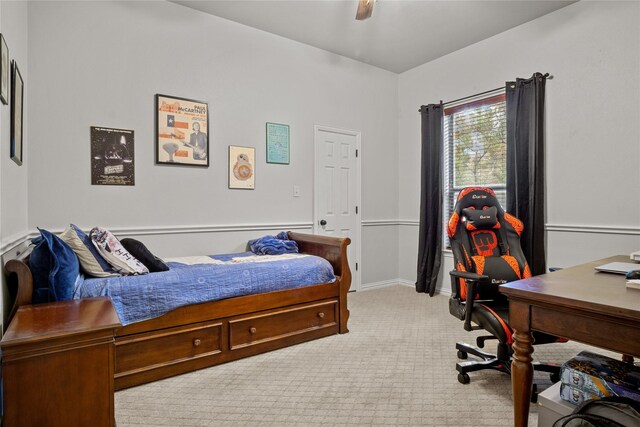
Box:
[0, 33, 8, 105]
[10, 61, 23, 166]
[266, 122, 289, 164]
[90, 126, 135, 186]
[229, 145, 255, 189]
[155, 94, 209, 167]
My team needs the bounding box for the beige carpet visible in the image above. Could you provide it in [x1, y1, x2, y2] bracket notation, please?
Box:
[115, 285, 602, 426]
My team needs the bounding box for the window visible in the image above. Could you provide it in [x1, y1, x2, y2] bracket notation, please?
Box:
[443, 93, 507, 245]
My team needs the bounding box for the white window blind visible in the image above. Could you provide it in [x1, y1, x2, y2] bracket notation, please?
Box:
[443, 92, 507, 246]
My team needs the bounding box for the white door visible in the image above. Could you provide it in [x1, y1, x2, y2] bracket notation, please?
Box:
[314, 125, 361, 291]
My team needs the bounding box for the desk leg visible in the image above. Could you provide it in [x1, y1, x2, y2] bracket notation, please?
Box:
[511, 329, 534, 427]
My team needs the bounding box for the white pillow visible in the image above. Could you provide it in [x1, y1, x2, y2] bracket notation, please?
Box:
[89, 227, 149, 275]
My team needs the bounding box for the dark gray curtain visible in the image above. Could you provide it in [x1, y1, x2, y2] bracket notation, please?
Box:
[506, 73, 547, 276]
[416, 103, 443, 296]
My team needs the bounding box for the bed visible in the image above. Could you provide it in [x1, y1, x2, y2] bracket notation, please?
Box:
[4, 231, 351, 390]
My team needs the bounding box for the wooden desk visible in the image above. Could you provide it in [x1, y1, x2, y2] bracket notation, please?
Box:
[1, 297, 121, 427]
[500, 256, 640, 427]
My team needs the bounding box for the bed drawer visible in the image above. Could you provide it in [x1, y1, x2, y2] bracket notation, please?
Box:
[115, 321, 222, 374]
[229, 300, 337, 350]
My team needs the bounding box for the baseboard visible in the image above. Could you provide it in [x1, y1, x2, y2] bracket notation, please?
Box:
[396, 279, 415, 288]
[359, 279, 416, 291]
[360, 279, 403, 291]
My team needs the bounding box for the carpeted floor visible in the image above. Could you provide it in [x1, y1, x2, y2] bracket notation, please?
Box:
[115, 285, 603, 426]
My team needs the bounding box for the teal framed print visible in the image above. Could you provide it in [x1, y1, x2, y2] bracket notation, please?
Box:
[266, 122, 290, 164]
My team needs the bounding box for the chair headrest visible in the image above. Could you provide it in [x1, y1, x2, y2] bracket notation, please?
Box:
[462, 206, 500, 230]
[454, 187, 502, 212]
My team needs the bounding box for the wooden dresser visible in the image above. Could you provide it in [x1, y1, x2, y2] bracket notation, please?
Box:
[1, 297, 121, 427]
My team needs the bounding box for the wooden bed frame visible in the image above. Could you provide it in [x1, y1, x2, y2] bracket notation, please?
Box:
[3, 231, 351, 390]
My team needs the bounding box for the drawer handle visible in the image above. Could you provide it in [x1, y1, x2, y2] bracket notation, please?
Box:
[193, 338, 201, 347]
[249, 327, 257, 334]
[317, 312, 325, 318]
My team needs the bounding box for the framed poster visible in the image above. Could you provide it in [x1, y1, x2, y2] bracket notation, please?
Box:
[91, 127, 135, 186]
[229, 145, 255, 189]
[0, 33, 8, 105]
[266, 122, 289, 164]
[156, 94, 209, 167]
[10, 61, 23, 166]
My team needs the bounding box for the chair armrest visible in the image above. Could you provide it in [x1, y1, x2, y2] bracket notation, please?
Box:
[449, 270, 489, 331]
[449, 270, 488, 282]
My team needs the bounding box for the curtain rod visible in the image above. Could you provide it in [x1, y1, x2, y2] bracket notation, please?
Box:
[442, 86, 504, 107]
[418, 73, 552, 112]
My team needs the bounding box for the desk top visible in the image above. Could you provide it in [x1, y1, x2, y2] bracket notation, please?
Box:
[501, 256, 640, 322]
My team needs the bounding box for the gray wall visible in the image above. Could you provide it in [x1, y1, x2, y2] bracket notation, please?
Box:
[1, 0, 639, 326]
[0, 1, 29, 332]
[397, 0, 640, 292]
[25, 1, 400, 285]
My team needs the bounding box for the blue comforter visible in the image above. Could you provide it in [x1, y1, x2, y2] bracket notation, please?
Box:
[75, 252, 335, 325]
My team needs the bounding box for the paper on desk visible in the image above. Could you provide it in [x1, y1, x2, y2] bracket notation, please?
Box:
[626, 279, 640, 290]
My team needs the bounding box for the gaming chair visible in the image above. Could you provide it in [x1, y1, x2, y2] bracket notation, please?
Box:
[447, 187, 563, 386]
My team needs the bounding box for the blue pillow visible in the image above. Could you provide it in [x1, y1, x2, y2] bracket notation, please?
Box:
[29, 228, 80, 303]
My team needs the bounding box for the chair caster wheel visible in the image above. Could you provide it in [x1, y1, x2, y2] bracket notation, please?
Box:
[530, 383, 538, 403]
[550, 372, 560, 383]
[458, 373, 470, 384]
[457, 350, 468, 360]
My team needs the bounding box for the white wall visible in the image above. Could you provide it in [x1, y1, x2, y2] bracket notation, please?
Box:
[25, 1, 399, 285]
[398, 0, 640, 291]
[0, 0, 29, 331]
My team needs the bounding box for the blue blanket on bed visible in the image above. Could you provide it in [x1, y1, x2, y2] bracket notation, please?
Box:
[249, 232, 298, 255]
[75, 252, 335, 325]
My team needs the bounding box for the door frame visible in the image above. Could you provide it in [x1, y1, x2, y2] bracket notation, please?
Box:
[313, 125, 362, 292]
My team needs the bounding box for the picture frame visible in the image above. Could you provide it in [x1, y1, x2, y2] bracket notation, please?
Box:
[229, 145, 255, 190]
[0, 33, 8, 105]
[10, 61, 23, 166]
[90, 126, 135, 186]
[155, 94, 209, 167]
[266, 122, 290, 164]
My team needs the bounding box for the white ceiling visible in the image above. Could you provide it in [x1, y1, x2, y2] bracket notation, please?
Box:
[172, 0, 575, 73]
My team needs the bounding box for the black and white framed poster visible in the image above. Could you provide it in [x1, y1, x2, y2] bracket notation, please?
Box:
[91, 126, 135, 186]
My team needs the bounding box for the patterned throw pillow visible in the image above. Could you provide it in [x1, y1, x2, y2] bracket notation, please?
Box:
[89, 227, 149, 275]
[60, 224, 118, 277]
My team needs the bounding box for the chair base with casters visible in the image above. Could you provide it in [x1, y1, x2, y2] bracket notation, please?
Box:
[454, 339, 561, 398]
[450, 290, 562, 392]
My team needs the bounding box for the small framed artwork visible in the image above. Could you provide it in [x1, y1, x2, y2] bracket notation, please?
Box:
[229, 145, 255, 189]
[10, 61, 23, 166]
[0, 33, 8, 105]
[155, 94, 209, 167]
[266, 122, 289, 164]
[90, 126, 135, 186]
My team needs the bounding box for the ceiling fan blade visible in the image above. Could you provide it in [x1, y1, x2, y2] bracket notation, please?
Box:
[355, 0, 374, 20]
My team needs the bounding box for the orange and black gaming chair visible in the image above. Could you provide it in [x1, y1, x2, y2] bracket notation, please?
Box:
[447, 187, 563, 386]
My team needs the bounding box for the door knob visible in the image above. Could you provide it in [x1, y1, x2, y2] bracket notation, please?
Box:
[319, 219, 327, 226]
